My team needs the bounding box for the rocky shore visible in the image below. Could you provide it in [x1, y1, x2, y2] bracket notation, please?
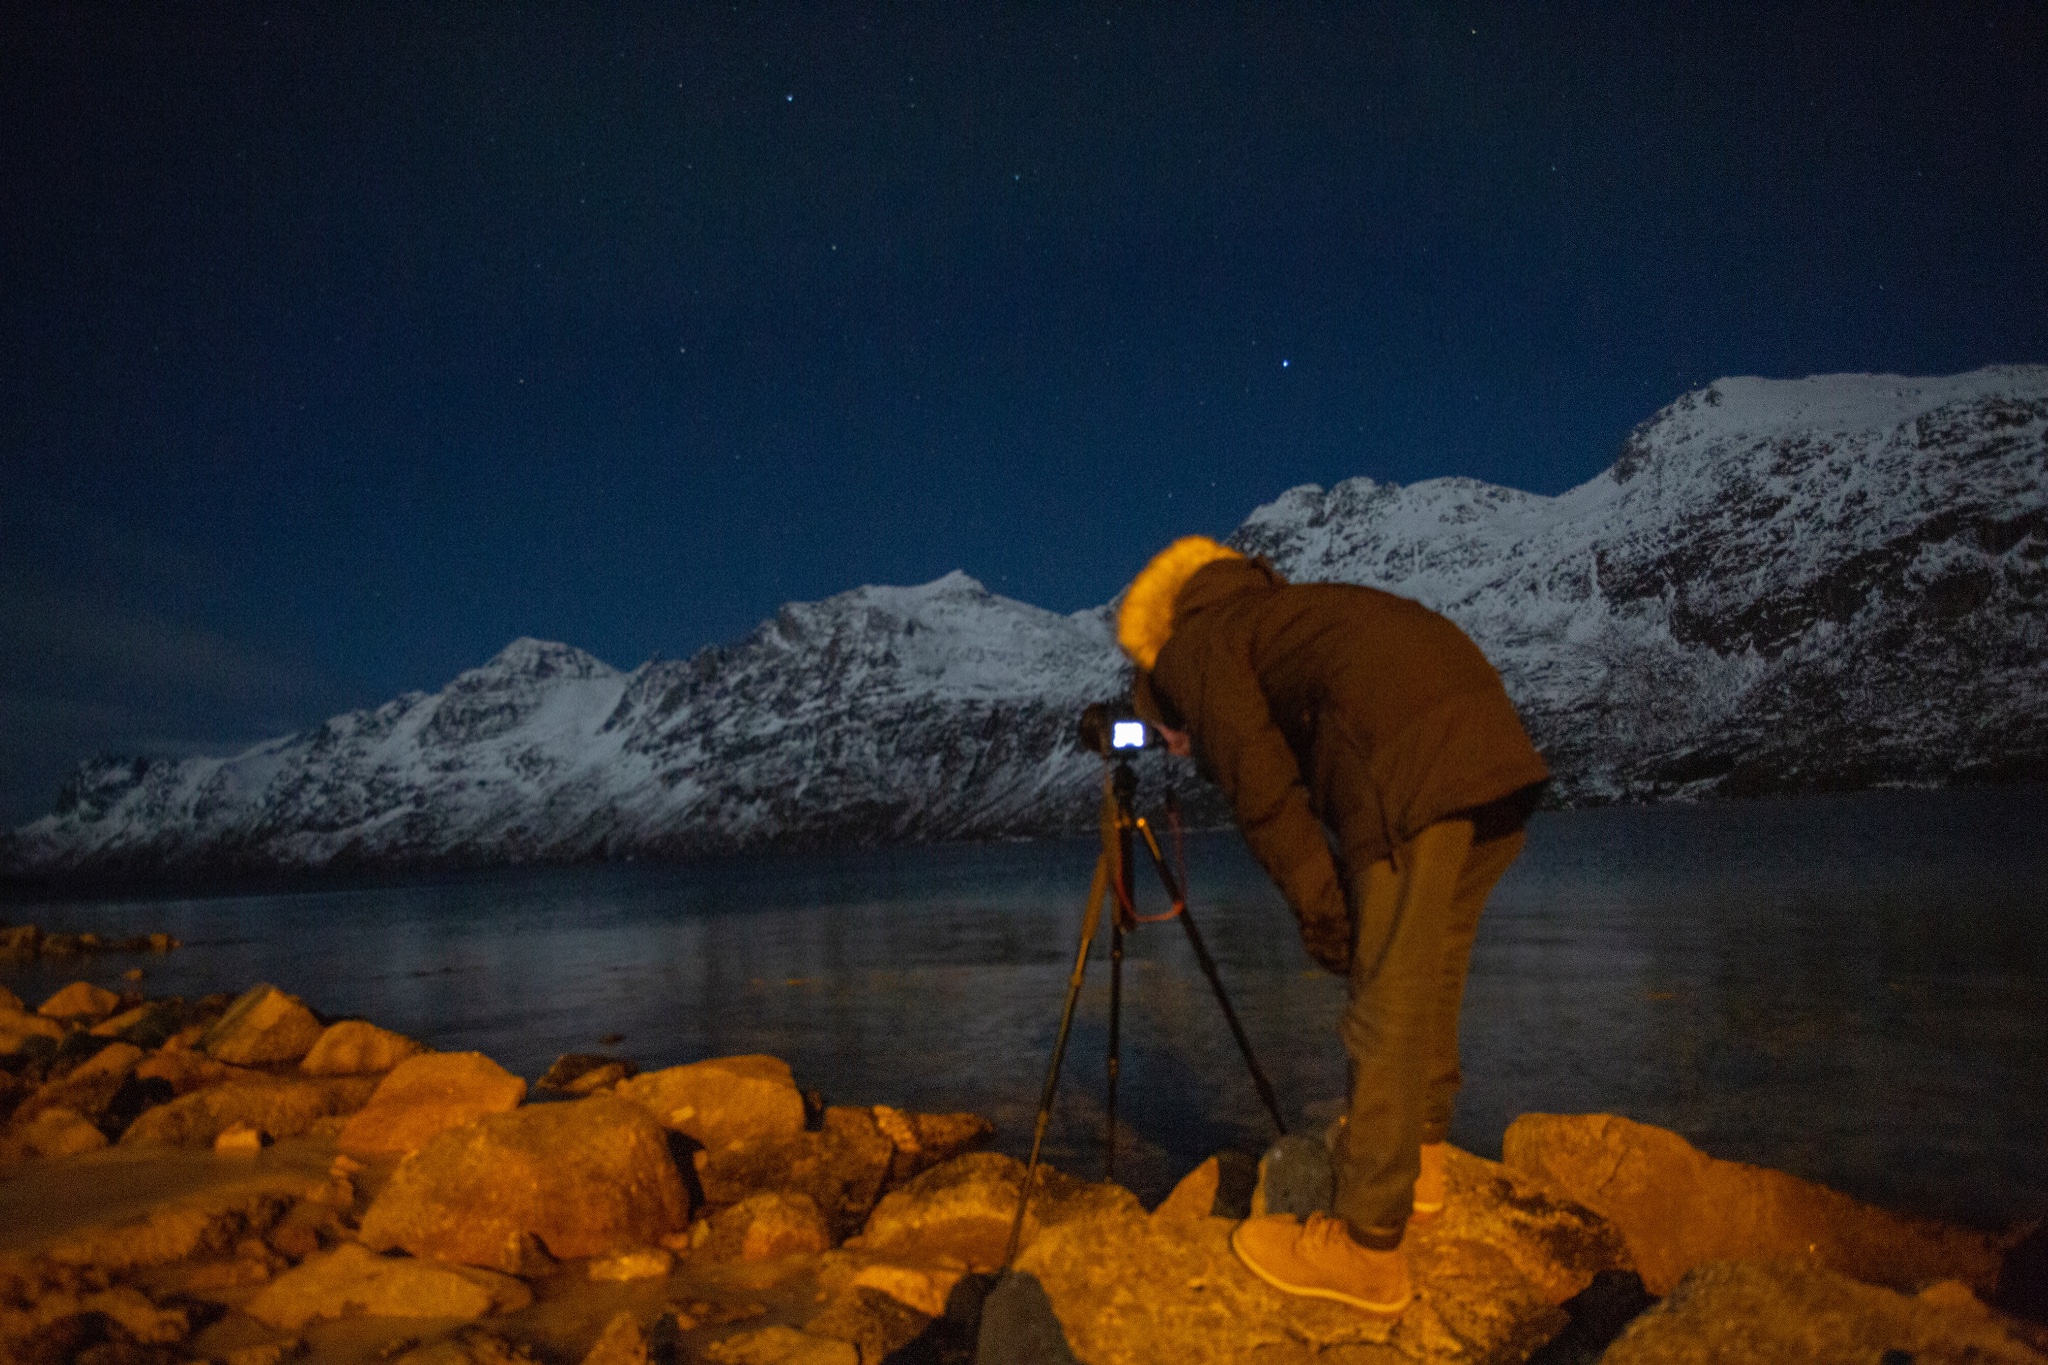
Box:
[2, 979, 2044, 1364]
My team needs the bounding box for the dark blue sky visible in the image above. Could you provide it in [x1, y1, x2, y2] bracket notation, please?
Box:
[3, 2, 2045, 821]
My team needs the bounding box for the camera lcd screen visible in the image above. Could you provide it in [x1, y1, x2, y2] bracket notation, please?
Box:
[1111, 720, 1147, 750]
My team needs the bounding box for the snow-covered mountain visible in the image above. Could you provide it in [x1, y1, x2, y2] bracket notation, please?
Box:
[9, 367, 2045, 877]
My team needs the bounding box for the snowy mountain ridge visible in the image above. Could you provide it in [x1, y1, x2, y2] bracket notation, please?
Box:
[9, 365, 2045, 877]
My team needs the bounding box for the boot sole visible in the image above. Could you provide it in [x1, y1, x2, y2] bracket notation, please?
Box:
[1229, 1222, 1413, 1317]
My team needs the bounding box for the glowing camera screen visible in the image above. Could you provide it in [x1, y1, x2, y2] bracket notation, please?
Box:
[1111, 720, 1148, 750]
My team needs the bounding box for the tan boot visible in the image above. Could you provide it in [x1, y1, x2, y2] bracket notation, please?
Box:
[1231, 1212, 1413, 1316]
[1411, 1141, 1447, 1221]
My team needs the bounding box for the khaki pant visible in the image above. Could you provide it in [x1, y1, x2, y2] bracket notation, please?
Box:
[1332, 819, 1525, 1249]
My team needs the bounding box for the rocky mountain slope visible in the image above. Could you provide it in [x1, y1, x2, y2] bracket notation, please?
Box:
[8, 366, 2044, 877]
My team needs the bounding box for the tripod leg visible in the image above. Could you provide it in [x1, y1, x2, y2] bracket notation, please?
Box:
[1107, 917, 1123, 1181]
[1176, 906, 1289, 1137]
[1003, 853, 1109, 1272]
[1130, 814, 1291, 1138]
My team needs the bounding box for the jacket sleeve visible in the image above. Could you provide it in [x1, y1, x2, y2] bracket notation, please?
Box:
[1187, 640, 1353, 974]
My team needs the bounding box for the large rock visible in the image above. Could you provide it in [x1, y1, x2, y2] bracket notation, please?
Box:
[1601, 1259, 2048, 1364]
[1504, 1111, 2005, 1296]
[120, 1076, 378, 1147]
[0, 985, 20, 1011]
[37, 980, 121, 1022]
[1006, 1145, 1633, 1365]
[693, 1192, 834, 1263]
[0, 925, 39, 958]
[612, 1054, 806, 1150]
[697, 1106, 897, 1240]
[358, 1094, 691, 1272]
[337, 1051, 528, 1157]
[850, 1152, 1143, 1273]
[90, 999, 190, 1047]
[243, 1242, 532, 1329]
[202, 984, 325, 1065]
[300, 1020, 427, 1075]
[134, 1047, 260, 1095]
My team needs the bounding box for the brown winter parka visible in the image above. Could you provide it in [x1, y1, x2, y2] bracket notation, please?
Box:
[1140, 557, 1549, 972]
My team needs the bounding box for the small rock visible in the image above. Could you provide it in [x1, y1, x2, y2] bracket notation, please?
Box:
[202, 984, 326, 1065]
[223, 1343, 299, 1365]
[387, 1327, 541, 1365]
[540, 1053, 637, 1094]
[588, 1246, 674, 1281]
[870, 1105, 996, 1185]
[693, 1192, 834, 1263]
[1602, 1258, 2048, 1364]
[1250, 1132, 1334, 1217]
[701, 1325, 858, 1365]
[612, 1054, 806, 1149]
[671, 1300, 769, 1330]
[1505, 1111, 2006, 1296]
[299, 1020, 428, 1076]
[580, 1310, 650, 1365]
[358, 1093, 691, 1272]
[0, 925, 39, 958]
[216, 1122, 271, 1155]
[336, 1051, 528, 1157]
[242, 1242, 533, 1330]
[121, 967, 145, 982]
[37, 980, 122, 1022]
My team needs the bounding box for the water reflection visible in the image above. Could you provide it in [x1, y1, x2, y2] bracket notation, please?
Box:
[7, 784, 2044, 1229]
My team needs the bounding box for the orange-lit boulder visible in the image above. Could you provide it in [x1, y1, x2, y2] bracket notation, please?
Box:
[358, 1094, 691, 1272]
[336, 1051, 527, 1157]
[299, 1020, 427, 1076]
[613, 1054, 805, 1150]
[1504, 1112, 2004, 1296]
[37, 980, 121, 1022]
[691, 1191, 833, 1263]
[850, 1152, 1141, 1272]
[12, 1041, 143, 1127]
[201, 984, 324, 1065]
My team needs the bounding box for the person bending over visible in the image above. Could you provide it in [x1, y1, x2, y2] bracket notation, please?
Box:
[1117, 536, 1548, 1317]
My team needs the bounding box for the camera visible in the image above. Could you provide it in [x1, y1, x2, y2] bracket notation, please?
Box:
[1077, 701, 1152, 758]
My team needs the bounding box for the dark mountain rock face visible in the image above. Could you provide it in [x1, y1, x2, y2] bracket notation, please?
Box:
[9, 368, 2045, 878]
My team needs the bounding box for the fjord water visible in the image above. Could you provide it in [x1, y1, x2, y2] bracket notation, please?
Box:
[7, 785, 2045, 1232]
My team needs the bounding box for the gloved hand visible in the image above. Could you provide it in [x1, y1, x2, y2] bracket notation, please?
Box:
[1297, 910, 1352, 976]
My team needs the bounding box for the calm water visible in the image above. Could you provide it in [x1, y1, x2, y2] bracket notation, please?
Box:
[6, 785, 2045, 1231]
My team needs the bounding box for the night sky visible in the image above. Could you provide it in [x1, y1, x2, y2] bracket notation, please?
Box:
[3, 4, 2045, 823]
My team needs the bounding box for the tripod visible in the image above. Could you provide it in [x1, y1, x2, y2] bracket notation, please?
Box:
[1002, 753, 1287, 1271]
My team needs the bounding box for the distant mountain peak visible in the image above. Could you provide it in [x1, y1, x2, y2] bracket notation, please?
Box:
[9, 365, 2043, 878]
